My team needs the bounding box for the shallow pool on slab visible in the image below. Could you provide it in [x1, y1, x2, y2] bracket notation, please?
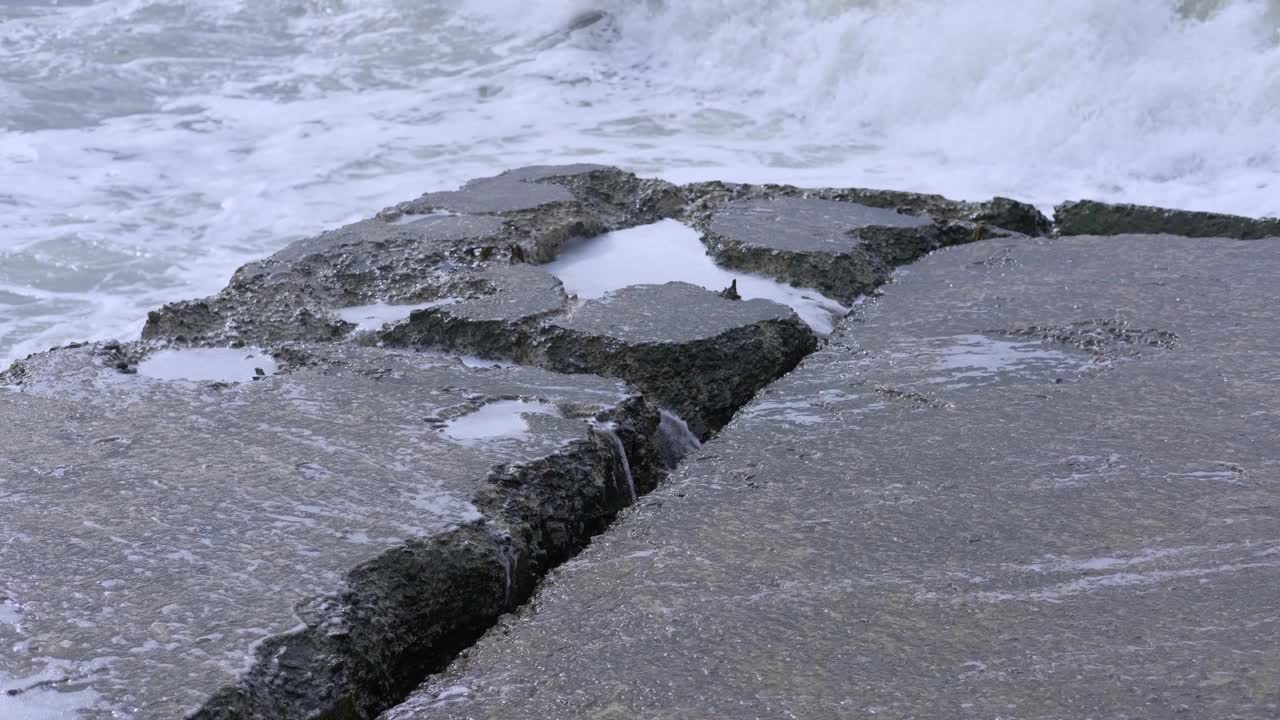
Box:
[0, 599, 20, 626]
[335, 299, 459, 333]
[0, 656, 103, 720]
[388, 210, 459, 226]
[441, 400, 563, 444]
[922, 335, 1094, 389]
[136, 348, 277, 383]
[543, 220, 848, 334]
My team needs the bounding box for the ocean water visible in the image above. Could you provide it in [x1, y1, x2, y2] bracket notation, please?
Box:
[2, 0, 1278, 366]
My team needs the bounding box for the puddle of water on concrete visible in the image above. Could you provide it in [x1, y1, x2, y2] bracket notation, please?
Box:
[404, 490, 484, 524]
[0, 598, 20, 626]
[441, 400, 563, 444]
[544, 219, 848, 334]
[744, 399, 826, 426]
[388, 210, 458, 226]
[0, 681, 101, 720]
[923, 334, 1092, 388]
[0, 652, 102, 720]
[136, 348, 277, 383]
[411, 351, 516, 369]
[335, 299, 460, 333]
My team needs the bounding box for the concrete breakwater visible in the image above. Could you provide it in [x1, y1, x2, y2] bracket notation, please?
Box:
[2, 165, 1277, 719]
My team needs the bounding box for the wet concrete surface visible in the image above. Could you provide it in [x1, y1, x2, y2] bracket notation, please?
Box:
[14, 165, 1265, 719]
[700, 197, 996, 303]
[383, 234, 1280, 720]
[540, 283, 817, 438]
[0, 343, 666, 719]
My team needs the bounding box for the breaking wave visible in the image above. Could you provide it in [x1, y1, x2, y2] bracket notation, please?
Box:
[1, 0, 1278, 363]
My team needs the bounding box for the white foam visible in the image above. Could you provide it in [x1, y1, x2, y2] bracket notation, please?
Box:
[441, 400, 562, 443]
[2, 0, 1277, 369]
[334, 300, 459, 333]
[544, 220, 848, 334]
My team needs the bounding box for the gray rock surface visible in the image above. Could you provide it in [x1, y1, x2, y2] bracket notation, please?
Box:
[539, 282, 817, 438]
[383, 234, 1280, 720]
[142, 165, 682, 347]
[141, 166, 1046, 348]
[1, 166, 1101, 720]
[683, 179, 1053, 237]
[1055, 199, 1280, 239]
[379, 264, 570, 360]
[697, 196, 1001, 303]
[0, 342, 672, 720]
[375, 274, 813, 440]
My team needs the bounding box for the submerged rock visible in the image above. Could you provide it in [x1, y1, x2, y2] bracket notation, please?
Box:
[1055, 199, 1280, 239]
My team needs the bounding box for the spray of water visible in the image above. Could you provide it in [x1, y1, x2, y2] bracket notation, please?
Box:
[2, 0, 1277, 365]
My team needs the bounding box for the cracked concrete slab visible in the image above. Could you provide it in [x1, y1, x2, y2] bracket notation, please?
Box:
[698, 196, 999, 303]
[539, 282, 817, 438]
[141, 166, 682, 347]
[0, 342, 673, 720]
[382, 234, 1280, 720]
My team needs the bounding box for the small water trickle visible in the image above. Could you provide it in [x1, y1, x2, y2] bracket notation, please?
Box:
[491, 533, 515, 607]
[657, 409, 701, 466]
[598, 425, 637, 503]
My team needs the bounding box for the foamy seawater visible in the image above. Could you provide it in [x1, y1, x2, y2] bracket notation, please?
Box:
[3, 0, 1278, 366]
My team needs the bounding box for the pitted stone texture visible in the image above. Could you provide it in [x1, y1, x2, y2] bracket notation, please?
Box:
[540, 283, 817, 438]
[0, 343, 665, 720]
[391, 165, 603, 215]
[143, 166, 683, 347]
[142, 213, 506, 346]
[682, 179, 1052, 237]
[383, 235, 1280, 720]
[1055, 199, 1280, 239]
[385, 165, 685, 263]
[381, 264, 569, 360]
[701, 197, 986, 303]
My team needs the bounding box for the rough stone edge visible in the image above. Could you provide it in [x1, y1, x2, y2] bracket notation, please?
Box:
[679, 180, 1052, 237]
[699, 217, 1000, 304]
[187, 398, 663, 720]
[1054, 199, 1280, 239]
[539, 315, 818, 439]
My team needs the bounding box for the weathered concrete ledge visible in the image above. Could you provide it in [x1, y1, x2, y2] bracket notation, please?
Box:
[1055, 199, 1280, 239]
[18, 167, 1242, 720]
[140, 165, 1034, 438]
[381, 233, 1280, 720]
[0, 342, 680, 719]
